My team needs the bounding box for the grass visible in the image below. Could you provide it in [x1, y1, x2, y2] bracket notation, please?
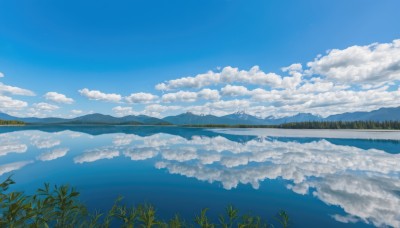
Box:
[0, 176, 290, 227]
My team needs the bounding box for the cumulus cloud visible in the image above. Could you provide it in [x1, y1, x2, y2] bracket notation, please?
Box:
[0, 83, 35, 96]
[307, 39, 400, 85]
[162, 89, 220, 103]
[112, 104, 182, 117]
[281, 63, 303, 73]
[144, 104, 181, 113]
[71, 109, 83, 115]
[186, 99, 251, 116]
[221, 85, 250, 96]
[143, 104, 181, 117]
[125, 92, 158, 103]
[197, 89, 220, 100]
[79, 88, 122, 102]
[44, 92, 74, 104]
[112, 106, 137, 116]
[0, 72, 4, 78]
[32, 102, 60, 111]
[162, 91, 198, 103]
[0, 95, 28, 110]
[155, 66, 296, 91]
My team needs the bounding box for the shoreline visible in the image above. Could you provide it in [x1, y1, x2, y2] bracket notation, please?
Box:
[211, 128, 400, 140]
[2, 124, 400, 131]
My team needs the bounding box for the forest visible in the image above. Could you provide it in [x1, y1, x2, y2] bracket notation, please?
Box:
[0, 119, 25, 125]
[183, 121, 400, 130]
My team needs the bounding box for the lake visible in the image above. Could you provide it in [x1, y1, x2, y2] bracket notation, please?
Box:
[0, 126, 399, 227]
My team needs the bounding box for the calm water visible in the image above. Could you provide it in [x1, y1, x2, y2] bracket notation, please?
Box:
[1, 126, 399, 227]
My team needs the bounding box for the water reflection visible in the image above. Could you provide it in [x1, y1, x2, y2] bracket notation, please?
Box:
[0, 161, 33, 176]
[0, 134, 27, 156]
[0, 127, 399, 227]
[74, 148, 119, 164]
[37, 148, 69, 161]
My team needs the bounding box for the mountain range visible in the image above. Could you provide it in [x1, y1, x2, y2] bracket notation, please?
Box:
[1, 106, 399, 125]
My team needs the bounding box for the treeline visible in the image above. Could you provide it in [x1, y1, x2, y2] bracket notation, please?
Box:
[0, 176, 290, 228]
[0, 119, 25, 125]
[278, 121, 400, 129]
[182, 121, 400, 129]
[182, 124, 271, 128]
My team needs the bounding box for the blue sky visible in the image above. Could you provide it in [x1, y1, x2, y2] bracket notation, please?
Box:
[0, 0, 400, 118]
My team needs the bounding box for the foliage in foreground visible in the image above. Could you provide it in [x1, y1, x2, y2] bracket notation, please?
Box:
[0, 176, 290, 228]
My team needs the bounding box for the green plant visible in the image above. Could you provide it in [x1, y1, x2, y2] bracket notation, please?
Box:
[0, 176, 290, 228]
[275, 210, 290, 228]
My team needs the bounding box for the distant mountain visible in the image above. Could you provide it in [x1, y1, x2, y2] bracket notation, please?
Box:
[163, 112, 222, 125]
[163, 111, 322, 125]
[326, 107, 400, 121]
[1, 106, 399, 126]
[0, 112, 68, 124]
[268, 113, 323, 125]
[68, 114, 121, 124]
[119, 115, 171, 125]
[0, 113, 169, 125]
[0, 112, 20, 121]
[221, 111, 266, 125]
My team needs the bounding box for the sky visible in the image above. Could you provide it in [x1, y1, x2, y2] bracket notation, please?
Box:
[0, 0, 400, 118]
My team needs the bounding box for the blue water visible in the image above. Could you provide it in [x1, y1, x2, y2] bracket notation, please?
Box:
[1, 126, 399, 227]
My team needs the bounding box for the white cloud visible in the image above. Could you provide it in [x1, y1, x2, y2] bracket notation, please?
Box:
[155, 70, 219, 91]
[162, 89, 220, 103]
[144, 104, 181, 113]
[44, 92, 74, 104]
[0, 72, 4, 78]
[79, 88, 122, 102]
[0, 95, 28, 110]
[221, 85, 250, 96]
[125, 92, 158, 103]
[307, 39, 400, 85]
[71, 109, 83, 115]
[162, 91, 198, 103]
[142, 104, 182, 117]
[112, 104, 182, 117]
[197, 89, 220, 100]
[0, 83, 35, 96]
[186, 99, 251, 116]
[112, 106, 136, 116]
[32, 102, 60, 111]
[281, 63, 303, 73]
[155, 66, 300, 91]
